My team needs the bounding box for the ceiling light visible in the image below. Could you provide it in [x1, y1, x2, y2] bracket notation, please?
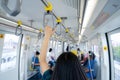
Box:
[79, 35, 82, 43]
[82, 0, 98, 29]
[79, 18, 82, 24]
[81, 28, 85, 35]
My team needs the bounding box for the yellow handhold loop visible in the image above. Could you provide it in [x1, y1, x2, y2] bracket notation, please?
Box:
[17, 20, 22, 26]
[39, 29, 43, 32]
[65, 28, 69, 33]
[56, 17, 62, 23]
[44, 2, 53, 12]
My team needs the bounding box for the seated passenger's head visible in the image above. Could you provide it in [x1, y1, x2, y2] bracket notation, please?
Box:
[77, 48, 80, 51]
[36, 51, 40, 56]
[51, 52, 87, 80]
[88, 51, 92, 54]
[88, 51, 96, 60]
[49, 48, 52, 52]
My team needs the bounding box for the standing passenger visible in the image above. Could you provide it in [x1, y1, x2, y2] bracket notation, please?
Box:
[39, 26, 87, 80]
[85, 51, 97, 80]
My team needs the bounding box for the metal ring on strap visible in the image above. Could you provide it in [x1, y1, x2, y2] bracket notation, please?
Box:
[43, 12, 55, 28]
[15, 25, 22, 36]
[54, 23, 61, 36]
[15, 20, 22, 36]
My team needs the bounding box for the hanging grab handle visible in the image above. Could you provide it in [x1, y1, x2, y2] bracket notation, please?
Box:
[1, 0, 22, 16]
[38, 29, 44, 40]
[43, 12, 55, 28]
[15, 20, 22, 36]
[43, 2, 55, 28]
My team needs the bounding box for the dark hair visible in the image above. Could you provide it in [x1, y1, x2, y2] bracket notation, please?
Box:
[88, 51, 96, 60]
[49, 48, 52, 52]
[36, 51, 40, 55]
[77, 48, 80, 51]
[51, 52, 87, 80]
[88, 51, 92, 54]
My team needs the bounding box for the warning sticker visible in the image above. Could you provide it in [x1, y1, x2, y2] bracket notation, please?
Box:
[0, 34, 4, 38]
[103, 46, 108, 51]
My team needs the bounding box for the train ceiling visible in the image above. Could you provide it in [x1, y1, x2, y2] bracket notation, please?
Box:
[0, 0, 120, 43]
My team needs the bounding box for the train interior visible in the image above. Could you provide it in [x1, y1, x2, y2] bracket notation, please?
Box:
[0, 0, 120, 80]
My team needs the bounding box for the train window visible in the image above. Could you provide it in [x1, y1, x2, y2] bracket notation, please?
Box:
[55, 41, 62, 58]
[109, 31, 120, 80]
[1, 34, 19, 71]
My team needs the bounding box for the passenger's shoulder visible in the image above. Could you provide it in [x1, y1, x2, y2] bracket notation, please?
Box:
[42, 69, 53, 80]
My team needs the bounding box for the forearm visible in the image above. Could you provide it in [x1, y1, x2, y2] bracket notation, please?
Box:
[40, 35, 51, 73]
[40, 36, 50, 62]
[39, 26, 55, 73]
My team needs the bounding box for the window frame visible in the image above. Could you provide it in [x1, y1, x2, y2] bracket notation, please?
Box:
[0, 30, 22, 70]
[107, 28, 120, 80]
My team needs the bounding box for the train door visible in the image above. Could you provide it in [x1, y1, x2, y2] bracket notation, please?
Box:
[108, 28, 120, 80]
[20, 35, 32, 80]
[0, 31, 22, 80]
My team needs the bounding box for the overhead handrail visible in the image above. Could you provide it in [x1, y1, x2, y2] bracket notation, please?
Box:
[15, 20, 22, 36]
[41, 0, 76, 42]
[1, 0, 22, 16]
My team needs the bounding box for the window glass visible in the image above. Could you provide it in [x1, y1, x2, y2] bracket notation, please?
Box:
[110, 32, 120, 80]
[55, 41, 62, 59]
[1, 34, 19, 71]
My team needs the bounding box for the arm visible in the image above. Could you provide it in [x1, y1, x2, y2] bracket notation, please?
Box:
[39, 26, 55, 74]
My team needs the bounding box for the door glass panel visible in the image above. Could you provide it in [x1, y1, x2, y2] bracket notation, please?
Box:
[1, 34, 19, 71]
[110, 32, 120, 80]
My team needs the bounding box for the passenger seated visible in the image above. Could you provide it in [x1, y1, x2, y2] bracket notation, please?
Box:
[40, 26, 87, 80]
[32, 51, 42, 79]
[48, 48, 56, 69]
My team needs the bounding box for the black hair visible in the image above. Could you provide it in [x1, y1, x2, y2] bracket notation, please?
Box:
[77, 48, 80, 51]
[81, 54, 84, 61]
[66, 46, 69, 51]
[48, 61, 54, 68]
[49, 48, 52, 52]
[36, 51, 40, 55]
[51, 52, 87, 80]
[88, 51, 92, 54]
[88, 51, 96, 60]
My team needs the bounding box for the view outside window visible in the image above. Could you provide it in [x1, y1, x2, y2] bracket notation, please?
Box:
[1, 34, 19, 71]
[110, 32, 120, 80]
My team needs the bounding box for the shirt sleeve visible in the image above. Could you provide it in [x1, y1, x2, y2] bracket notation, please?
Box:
[42, 69, 53, 80]
[32, 57, 34, 62]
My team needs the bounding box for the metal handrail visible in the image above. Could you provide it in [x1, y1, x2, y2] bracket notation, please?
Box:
[41, 0, 76, 43]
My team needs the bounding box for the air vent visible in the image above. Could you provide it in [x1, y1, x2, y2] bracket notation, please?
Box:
[61, 17, 67, 20]
[61, 0, 80, 9]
